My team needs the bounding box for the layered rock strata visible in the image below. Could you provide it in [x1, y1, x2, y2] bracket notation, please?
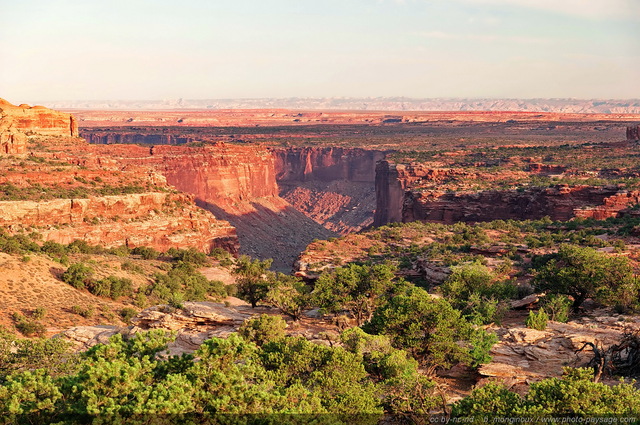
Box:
[0, 192, 237, 254]
[81, 131, 194, 145]
[274, 147, 387, 234]
[92, 143, 335, 270]
[374, 161, 640, 226]
[0, 98, 78, 154]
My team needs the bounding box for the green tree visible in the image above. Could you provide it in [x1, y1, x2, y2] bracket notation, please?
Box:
[233, 256, 274, 308]
[311, 263, 396, 325]
[259, 335, 383, 415]
[265, 273, 310, 320]
[441, 261, 515, 324]
[363, 286, 495, 375]
[0, 329, 75, 379]
[534, 244, 637, 311]
[525, 309, 549, 331]
[238, 314, 287, 346]
[453, 368, 640, 420]
[340, 327, 443, 419]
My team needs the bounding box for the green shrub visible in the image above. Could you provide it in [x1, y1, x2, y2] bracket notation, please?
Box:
[209, 247, 232, 261]
[61, 263, 94, 290]
[71, 305, 94, 318]
[88, 276, 134, 300]
[119, 307, 138, 324]
[131, 246, 160, 260]
[11, 313, 46, 337]
[108, 245, 131, 257]
[133, 293, 148, 308]
[238, 314, 287, 346]
[542, 294, 572, 322]
[108, 276, 134, 300]
[121, 260, 144, 274]
[167, 247, 209, 266]
[364, 286, 496, 375]
[525, 309, 548, 330]
[67, 240, 103, 254]
[32, 307, 47, 320]
[87, 278, 112, 297]
[534, 244, 637, 311]
[441, 262, 515, 324]
[41, 240, 67, 256]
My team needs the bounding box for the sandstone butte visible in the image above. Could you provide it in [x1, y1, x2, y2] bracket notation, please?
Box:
[0, 99, 238, 254]
[0, 98, 78, 154]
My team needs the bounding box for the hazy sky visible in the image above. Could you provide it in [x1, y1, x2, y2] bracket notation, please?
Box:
[1, 0, 638, 102]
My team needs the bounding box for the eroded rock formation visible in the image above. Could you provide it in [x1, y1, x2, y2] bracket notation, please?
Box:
[374, 161, 640, 226]
[0, 192, 237, 253]
[480, 313, 640, 386]
[0, 98, 77, 154]
[90, 143, 335, 270]
[274, 147, 387, 234]
[274, 147, 384, 183]
[627, 125, 640, 140]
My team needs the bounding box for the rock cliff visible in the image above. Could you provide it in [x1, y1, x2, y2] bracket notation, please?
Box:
[274, 147, 384, 183]
[90, 143, 335, 270]
[0, 107, 239, 255]
[0, 98, 77, 154]
[374, 161, 640, 226]
[274, 147, 387, 234]
[0, 192, 237, 253]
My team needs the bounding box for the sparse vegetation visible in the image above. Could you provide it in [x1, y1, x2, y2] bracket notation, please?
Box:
[525, 309, 549, 331]
[119, 307, 138, 324]
[70, 304, 94, 318]
[11, 313, 46, 337]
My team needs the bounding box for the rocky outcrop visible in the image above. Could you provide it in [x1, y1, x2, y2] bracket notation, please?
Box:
[627, 125, 640, 140]
[0, 99, 78, 154]
[574, 191, 640, 220]
[403, 186, 626, 224]
[480, 314, 640, 385]
[0, 192, 237, 253]
[59, 326, 120, 351]
[374, 161, 639, 226]
[131, 302, 250, 331]
[527, 163, 566, 174]
[374, 162, 472, 226]
[61, 302, 254, 355]
[273, 147, 387, 234]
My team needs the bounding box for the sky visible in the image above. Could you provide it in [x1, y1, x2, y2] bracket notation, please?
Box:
[0, 0, 639, 102]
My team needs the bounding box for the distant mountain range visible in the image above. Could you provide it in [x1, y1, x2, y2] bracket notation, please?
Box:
[36, 98, 640, 114]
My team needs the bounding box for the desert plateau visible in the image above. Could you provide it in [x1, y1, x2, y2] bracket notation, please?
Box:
[2, 0, 640, 422]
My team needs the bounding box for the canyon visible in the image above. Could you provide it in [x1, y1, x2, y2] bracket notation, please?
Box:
[274, 147, 386, 234]
[3, 102, 640, 271]
[0, 99, 237, 255]
[6, 102, 640, 409]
